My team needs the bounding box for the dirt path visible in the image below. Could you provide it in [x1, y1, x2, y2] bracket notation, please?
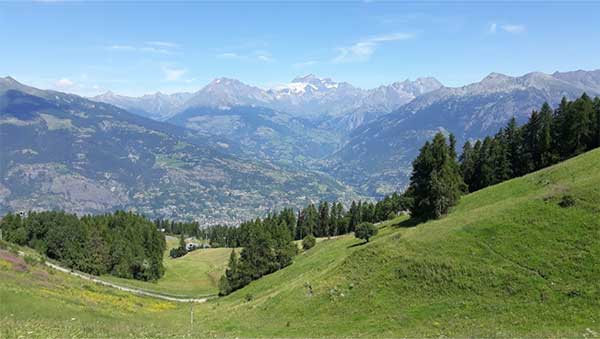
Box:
[18, 251, 211, 303]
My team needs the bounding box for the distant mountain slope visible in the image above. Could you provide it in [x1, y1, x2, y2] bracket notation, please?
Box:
[326, 70, 600, 196]
[168, 105, 340, 165]
[91, 91, 193, 120]
[0, 77, 358, 224]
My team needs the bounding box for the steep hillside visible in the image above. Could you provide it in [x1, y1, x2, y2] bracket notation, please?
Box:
[0, 77, 359, 224]
[2, 148, 599, 338]
[328, 70, 600, 195]
[197, 148, 600, 337]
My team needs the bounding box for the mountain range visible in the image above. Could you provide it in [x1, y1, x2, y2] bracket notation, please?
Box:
[326, 70, 600, 195]
[92, 74, 443, 130]
[0, 77, 358, 225]
[3, 69, 600, 221]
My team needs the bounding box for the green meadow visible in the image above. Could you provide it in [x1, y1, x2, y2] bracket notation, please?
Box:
[101, 236, 235, 298]
[1, 148, 600, 338]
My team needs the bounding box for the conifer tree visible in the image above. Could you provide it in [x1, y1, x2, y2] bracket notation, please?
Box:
[407, 132, 464, 220]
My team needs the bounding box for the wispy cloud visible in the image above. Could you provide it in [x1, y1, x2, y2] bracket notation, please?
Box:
[55, 78, 74, 88]
[332, 32, 414, 63]
[216, 50, 274, 63]
[105, 41, 180, 55]
[489, 23, 526, 34]
[217, 52, 241, 59]
[293, 60, 318, 68]
[161, 65, 187, 81]
[145, 41, 180, 48]
[501, 24, 526, 34]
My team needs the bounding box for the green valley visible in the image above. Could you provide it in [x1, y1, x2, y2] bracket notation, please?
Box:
[2, 148, 600, 338]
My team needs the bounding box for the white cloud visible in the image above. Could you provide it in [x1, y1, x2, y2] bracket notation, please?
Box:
[501, 24, 526, 33]
[254, 50, 274, 62]
[217, 52, 242, 59]
[489, 22, 526, 34]
[107, 44, 136, 51]
[293, 60, 318, 68]
[161, 65, 187, 81]
[55, 78, 74, 88]
[105, 42, 178, 55]
[145, 41, 179, 48]
[332, 32, 414, 63]
[216, 50, 274, 62]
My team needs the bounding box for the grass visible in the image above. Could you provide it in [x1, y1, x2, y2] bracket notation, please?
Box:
[101, 236, 235, 298]
[2, 148, 600, 338]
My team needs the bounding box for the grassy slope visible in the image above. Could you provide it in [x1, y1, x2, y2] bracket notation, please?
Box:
[1, 148, 599, 338]
[0, 246, 191, 339]
[194, 148, 600, 337]
[101, 236, 234, 297]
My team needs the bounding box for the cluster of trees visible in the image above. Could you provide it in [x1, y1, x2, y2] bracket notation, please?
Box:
[218, 195, 405, 295]
[153, 219, 200, 237]
[460, 95, 600, 191]
[156, 194, 410, 250]
[405, 133, 464, 220]
[219, 214, 298, 296]
[0, 211, 166, 281]
[407, 94, 600, 220]
[169, 235, 189, 259]
[295, 195, 408, 239]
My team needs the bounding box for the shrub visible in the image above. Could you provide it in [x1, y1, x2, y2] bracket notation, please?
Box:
[23, 254, 40, 266]
[302, 235, 316, 250]
[559, 195, 576, 208]
[355, 222, 378, 243]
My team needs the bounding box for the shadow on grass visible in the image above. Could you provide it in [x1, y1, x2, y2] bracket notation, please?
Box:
[392, 217, 423, 228]
[347, 241, 369, 248]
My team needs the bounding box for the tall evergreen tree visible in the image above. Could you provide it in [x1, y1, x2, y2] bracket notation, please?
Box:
[407, 132, 464, 220]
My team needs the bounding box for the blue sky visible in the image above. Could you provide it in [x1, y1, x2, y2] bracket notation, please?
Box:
[2, 1, 600, 96]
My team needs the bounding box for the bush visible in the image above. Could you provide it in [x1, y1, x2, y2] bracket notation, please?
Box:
[169, 247, 187, 259]
[559, 195, 576, 208]
[355, 222, 378, 243]
[24, 254, 41, 266]
[302, 235, 316, 250]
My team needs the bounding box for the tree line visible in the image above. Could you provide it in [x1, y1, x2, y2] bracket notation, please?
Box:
[217, 194, 409, 295]
[0, 211, 166, 281]
[156, 193, 411, 249]
[406, 94, 600, 220]
[218, 213, 298, 296]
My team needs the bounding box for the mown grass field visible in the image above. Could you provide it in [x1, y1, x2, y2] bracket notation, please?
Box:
[1, 148, 600, 338]
[100, 236, 234, 298]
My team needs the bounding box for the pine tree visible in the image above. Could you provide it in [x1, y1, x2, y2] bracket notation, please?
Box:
[407, 132, 464, 220]
[348, 201, 359, 232]
[537, 102, 556, 168]
[503, 117, 523, 177]
[570, 93, 594, 154]
[459, 141, 475, 191]
[317, 201, 330, 237]
[594, 97, 600, 148]
[219, 249, 241, 296]
[522, 111, 540, 173]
